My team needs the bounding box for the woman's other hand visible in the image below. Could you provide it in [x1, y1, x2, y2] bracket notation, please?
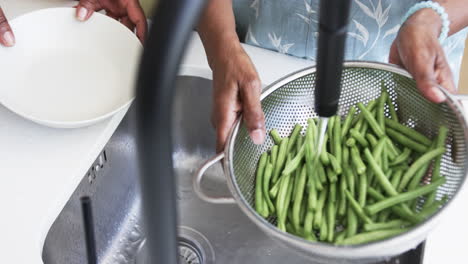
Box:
[0, 7, 15, 47]
[209, 35, 265, 151]
[76, 0, 147, 43]
[198, 0, 265, 151]
[389, 9, 455, 103]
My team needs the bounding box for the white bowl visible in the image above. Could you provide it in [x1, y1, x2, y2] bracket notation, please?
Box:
[0, 8, 142, 128]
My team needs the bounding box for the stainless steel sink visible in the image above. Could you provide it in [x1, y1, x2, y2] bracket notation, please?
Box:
[42, 76, 424, 264]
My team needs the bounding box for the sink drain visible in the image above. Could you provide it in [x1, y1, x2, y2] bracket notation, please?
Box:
[134, 226, 215, 264]
[178, 240, 202, 264]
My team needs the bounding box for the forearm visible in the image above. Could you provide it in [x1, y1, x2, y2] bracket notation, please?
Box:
[409, 0, 468, 37]
[434, 0, 468, 35]
[197, 0, 241, 69]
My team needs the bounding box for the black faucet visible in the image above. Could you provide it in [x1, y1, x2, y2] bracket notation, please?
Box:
[134, 0, 351, 263]
[135, 0, 207, 263]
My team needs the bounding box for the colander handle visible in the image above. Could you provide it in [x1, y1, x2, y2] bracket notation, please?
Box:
[193, 153, 236, 204]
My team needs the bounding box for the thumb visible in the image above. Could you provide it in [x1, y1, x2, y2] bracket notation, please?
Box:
[76, 0, 99, 21]
[239, 77, 265, 145]
[0, 7, 15, 47]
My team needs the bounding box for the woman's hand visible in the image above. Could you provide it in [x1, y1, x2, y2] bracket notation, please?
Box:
[0, 7, 15, 47]
[76, 0, 147, 42]
[389, 9, 455, 103]
[210, 37, 265, 151]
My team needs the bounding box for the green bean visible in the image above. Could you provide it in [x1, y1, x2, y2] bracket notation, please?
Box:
[333, 116, 342, 164]
[291, 163, 302, 202]
[255, 153, 268, 217]
[281, 175, 295, 226]
[287, 124, 303, 153]
[382, 148, 389, 172]
[263, 163, 275, 213]
[390, 170, 403, 189]
[344, 190, 373, 224]
[337, 228, 410, 245]
[299, 197, 307, 225]
[367, 167, 375, 189]
[385, 137, 400, 160]
[420, 196, 447, 219]
[320, 134, 331, 165]
[342, 106, 357, 138]
[292, 165, 307, 230]
[343, 145, 350, 165]
[364, 148, 398, 196]
[328, 153, 342, 175]
[283, 143, 305, 175]
[431, 126, 449, 180]
[386, 128, 428, 153]
[286, 222, 297, 236]
[366, 133, 378, 148]
[386, 92, 399, 122]
[269, 177, 280, 198]
[307, 171, 318, 211]
[357, 102, 385, 138]
[318, 161, 327, 184]
[338, 176, 348, 216]
[425, 126, 448, 208]
[398, 147, 446, 192]
[314, 187, 328, 228]
[391, 148, 411, 166]
[351, 146, 366, 175]
[320, 219, 328, 241]
[377, 209, 391, 223]
[276, 175, 291, 227]
[367, 187, 423, 224]
[347, 207, 358, 237]
[272, 138, 289, 183]
[271, 145, 279, 167]
[270, 129, 282, 145]
[346, 137, 356, 147]
[384, 119, 432, 146]
[364, 219, 410, 232]
[354, 100, 377, 130]
[377, 91, 388, 129]
[326, 167, 338, 183]
[304, 211, 317, 241]
[366, 178, 445, 215]
[315, 171, 324, 191]
[344, 164, 356, 196]
[407, 163, 431, 191]
[350, 128, 369, 147]
[335, 230, 347, 244]
[304, 121, 321, 198]
[359, 170, 368, 207]
[308, 118, 318, 140]
[296, 135, 304, 154]
[329, 182, 337, 202]
[372, 137, 387, 163]
[327, 199, 336, 242]
[360, 120, 369, 135]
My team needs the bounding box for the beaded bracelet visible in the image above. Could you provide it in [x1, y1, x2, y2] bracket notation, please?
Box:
[402, 1, 450, 43]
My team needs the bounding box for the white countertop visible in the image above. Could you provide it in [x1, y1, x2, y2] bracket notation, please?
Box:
[0, 1, 467, 263]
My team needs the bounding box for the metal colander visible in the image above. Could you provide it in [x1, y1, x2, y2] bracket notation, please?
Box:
[194, 61, 468, 263]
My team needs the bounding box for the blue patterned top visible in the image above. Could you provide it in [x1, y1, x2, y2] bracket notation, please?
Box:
[233, 0, 467, 84]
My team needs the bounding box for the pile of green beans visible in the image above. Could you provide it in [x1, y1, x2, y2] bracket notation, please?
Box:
[254, 88, 448, 245]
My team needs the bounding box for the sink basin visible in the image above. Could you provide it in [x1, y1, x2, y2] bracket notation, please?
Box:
[42, 76, 424, 264]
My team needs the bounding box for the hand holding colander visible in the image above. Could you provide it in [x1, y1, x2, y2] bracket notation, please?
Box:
[194, 62, 468, 263]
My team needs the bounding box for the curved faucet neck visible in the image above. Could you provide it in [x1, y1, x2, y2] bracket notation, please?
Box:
[135, 1, 207, 263]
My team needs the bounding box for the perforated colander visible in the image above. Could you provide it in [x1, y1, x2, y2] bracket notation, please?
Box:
[194, 61, 468, 263]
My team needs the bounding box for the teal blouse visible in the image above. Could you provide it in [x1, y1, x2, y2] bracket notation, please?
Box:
[233, 0, 467, 84]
